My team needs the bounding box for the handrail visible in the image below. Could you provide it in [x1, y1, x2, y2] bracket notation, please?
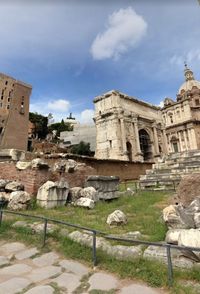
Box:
[0, 209, 200, 287]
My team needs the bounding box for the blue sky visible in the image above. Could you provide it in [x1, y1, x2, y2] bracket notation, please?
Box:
[0, 0, 200, 123]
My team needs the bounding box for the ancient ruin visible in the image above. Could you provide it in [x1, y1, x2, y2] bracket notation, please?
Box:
[94, 65, 200, 162]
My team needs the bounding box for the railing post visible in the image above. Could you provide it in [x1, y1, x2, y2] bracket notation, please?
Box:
[43, 219, 48, 247]
[135, 181, 137, 192]
[92, 231, 97, 267]
[166, 244, 173, 287]
[0, 210, 3, 227]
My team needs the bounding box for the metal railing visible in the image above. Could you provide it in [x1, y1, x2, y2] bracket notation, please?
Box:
[122, 179, 180, 192]
[0, 209, 200, 287]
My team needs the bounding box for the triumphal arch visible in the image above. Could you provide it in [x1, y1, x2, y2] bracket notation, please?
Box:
[93, 65, 200, 162]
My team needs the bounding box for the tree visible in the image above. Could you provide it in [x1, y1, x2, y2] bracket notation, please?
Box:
[29, 112, 48, 139]
[71, 141, 91, 156]
[48, 119, 73, 138]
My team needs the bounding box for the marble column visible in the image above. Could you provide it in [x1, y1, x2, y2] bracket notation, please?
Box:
[190, 128, 197, 149]
[178, 131, 183, 152]
[153, 126, 159, 154]
[133, 120, 141, 154]
[162, 129, 168, 154]
[120, 118, 127, 154]
[183, 130, 189, 150]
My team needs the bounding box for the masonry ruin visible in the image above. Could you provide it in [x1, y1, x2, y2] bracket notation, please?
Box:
[94, 65, 200, 162]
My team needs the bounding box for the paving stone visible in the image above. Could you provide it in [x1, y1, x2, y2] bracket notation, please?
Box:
[59, 259, 89, 277]
[25, 285, 54, 294]
[0, 263, 32, 276]
[15, 247, 39, 260]
[0, 277, 31, 294]
[88, 272, 118, 291]
[0, 256, 9, 266]
[32, 252, 59, 267]
[52, 273, 81, 293]
[27, 265, 62, 282]
[119, 284, 162, 294]
[0, 242, 26, 255]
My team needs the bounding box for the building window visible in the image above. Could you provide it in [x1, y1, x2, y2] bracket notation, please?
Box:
[170, 115, 173, 123]
[195, 99, 200, 106]
[8, 98, 10, 102]
[7, 105, 10, 109]
[5, 81, 8, 85]
[1, 96, 3, 100]
[0, 103, 2, 108]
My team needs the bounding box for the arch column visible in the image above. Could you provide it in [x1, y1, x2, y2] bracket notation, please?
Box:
[120, 118, 127, 154]
[133, 119, 141, 154]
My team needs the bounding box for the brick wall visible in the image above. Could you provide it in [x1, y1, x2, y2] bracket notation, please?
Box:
[0, 161, 96, 195]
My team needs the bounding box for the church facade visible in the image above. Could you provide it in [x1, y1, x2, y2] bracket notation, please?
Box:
[93, 65, 200, 162]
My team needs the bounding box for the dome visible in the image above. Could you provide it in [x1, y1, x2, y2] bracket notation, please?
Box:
[178, 79, 200, 94]
[178, 64, 200, 94]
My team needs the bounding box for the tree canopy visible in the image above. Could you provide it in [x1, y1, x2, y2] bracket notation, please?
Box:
[48, 119, 73, 138]
[71, 141, 91, 156]
[29, 112, 48, 139]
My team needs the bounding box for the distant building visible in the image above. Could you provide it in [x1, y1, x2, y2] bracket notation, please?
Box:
[0, 73, 32, 151]
[94, 65, 200, 162]
[60, 121, 96, 152]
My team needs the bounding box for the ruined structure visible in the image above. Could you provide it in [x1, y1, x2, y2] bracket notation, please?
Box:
[94, 65, 200, 162]
[0, 73, 32, 151]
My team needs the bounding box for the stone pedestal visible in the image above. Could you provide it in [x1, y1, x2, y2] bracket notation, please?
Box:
[85, 176, 119, 200]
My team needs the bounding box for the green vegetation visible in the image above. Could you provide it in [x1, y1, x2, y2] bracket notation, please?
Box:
[71, 141, 91, 156]
[48, 119, 73, 138]
[0, 190, 200, 293]
[29, 112, 48, 139]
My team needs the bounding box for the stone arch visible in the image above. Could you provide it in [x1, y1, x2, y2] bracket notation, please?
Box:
[139, 129, 152, 161]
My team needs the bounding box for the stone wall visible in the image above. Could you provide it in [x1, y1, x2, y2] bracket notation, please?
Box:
[0, 161, 96, 195]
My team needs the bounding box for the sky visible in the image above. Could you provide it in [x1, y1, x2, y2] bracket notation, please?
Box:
[0, 0, 200, 123]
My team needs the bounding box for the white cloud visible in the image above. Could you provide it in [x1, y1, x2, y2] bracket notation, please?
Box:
[90, 7, 147, 60]
[79, 109, 94, 124]
[47, 99, 70, 112]
[170, 49, 200, 67]
[158, 101, 164, 108]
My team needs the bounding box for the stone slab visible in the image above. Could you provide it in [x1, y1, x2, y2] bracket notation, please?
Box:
[88, 272, 118, 291]
[32, 252, 59, 267]
[0, 277, 31, 294]
[59, 259, 89, 277]
[120, 284, 162, 294]
[53, 273, 81, 293]
[25, 285, 54, 294]
[27, 265, 62, 283]
[0, 256, 9, 267]
[0, 263, 32, 276]
[15, 247, 39, 260]
[0, 242, 26, 255]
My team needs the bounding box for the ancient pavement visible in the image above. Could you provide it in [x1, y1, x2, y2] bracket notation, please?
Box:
[0, 240, 167, 294]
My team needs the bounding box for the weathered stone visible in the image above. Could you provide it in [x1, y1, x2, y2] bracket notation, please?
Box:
[32, 252, 59, 267]
[15, 248, 39, 260]
[120, 231, 142, 240]
[0, 242, 26, 255]
[53, 273, 81, 293]
[176, 174, 200, 206]
[59, 228, 69, 237]
[143, 245, 194, 268]
[0, 179, 10, 190]
[25, 285, 54, 294]
[68, 231, 93, 247]
[186, 197, 200, 214]
[0, 256, 9, 267]
[9, 149, 25, 161]
[178, 229, 200, 257]
[53, 160, 67, 172]
[106, 245, 142, 260]
[16, 161, 31, 170]
[65, 159, 77, 173]
[31, 158, 49, 169]
[59, 259, 89, 277]
[194, 212, 200, 228]
[0, 192, 10, 201]
[88, 273, 118, 291]
[12, 220, 28, 228]
[85, 175, 120, 200]
[27, 265, 62, 282]
[0, 277, 31, 294]
[8, 191, 31, 210]
[69, 187, 82, 202]
[5, 181, 24, 192]
[37, 179, 69, 208]
[163, 204, 195, 229]
[74, 197, 95, 209]
[30, 222, 57, 234]
[106, 210, 127, 226]
[165, 229, 185, 244]
[80, 187, 98, 202]
[0, 263, 32, 275]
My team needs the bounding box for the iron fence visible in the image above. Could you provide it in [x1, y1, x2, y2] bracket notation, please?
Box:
[0, 209, 200, 287]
